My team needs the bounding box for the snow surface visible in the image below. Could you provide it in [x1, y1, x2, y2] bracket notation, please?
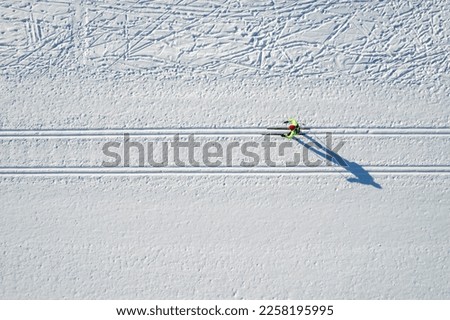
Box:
[0, 0, 449, 299]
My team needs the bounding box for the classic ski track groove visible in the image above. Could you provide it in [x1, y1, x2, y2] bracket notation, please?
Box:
[1, 127, 450, 137]
[1, 166, 450, 176]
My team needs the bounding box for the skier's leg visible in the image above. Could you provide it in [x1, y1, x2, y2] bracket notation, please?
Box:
[286, 131, 295, 139]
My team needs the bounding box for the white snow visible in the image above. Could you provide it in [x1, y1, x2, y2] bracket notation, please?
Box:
[0, 0, 449, 299]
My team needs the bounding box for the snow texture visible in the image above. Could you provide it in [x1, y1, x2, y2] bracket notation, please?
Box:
[0, 0, 449, 299]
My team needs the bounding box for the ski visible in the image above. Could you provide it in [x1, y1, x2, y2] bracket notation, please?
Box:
[262, 131, 306, 136]
[264, 121, 309, 137]
[267, 127, 310, 130]
[262, 127, 311, 137]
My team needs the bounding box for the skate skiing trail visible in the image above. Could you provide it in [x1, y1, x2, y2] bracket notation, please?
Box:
[0, 0, 449, 300]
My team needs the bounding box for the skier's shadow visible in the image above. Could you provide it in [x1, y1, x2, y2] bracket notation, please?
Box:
[293, 134, 382, 189]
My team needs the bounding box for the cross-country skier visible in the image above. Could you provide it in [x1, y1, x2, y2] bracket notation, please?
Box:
[282, 118, 300, 139]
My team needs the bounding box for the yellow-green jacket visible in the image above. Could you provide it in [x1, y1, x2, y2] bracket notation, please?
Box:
[285, 118, 299, 139]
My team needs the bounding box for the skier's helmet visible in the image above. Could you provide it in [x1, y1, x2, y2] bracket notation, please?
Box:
[288, 124, 297, 131]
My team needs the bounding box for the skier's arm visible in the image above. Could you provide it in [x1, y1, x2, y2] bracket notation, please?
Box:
[288, 118, 298, 126]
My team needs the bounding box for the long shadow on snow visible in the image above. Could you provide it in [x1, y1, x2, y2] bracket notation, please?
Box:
[293, 134, 382, 189]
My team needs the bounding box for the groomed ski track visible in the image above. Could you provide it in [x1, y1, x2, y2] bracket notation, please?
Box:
[1, 127, 450, 137]
[1, 127, 448, 176]
[0, 166, 450, 176]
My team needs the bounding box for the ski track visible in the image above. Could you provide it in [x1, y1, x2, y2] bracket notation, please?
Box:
[0, 0, 449, 86]
[1, 166, 450, 176]
[1, 128, 448, 174]
[1, 127, 450, 137]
